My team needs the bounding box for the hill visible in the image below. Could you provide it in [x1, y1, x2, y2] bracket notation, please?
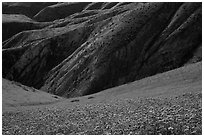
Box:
[2, 2, 202, 135]
[2, 79, 64, 112]
[2, 61, 202, 134]
[2, 2, 202, 98]
[2, 2, 57, 18]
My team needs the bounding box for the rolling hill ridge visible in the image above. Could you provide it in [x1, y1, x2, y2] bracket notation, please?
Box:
[2, 2, 202, 98]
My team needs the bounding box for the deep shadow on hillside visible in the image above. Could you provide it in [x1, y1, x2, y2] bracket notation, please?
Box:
[2, 2, 202, 98]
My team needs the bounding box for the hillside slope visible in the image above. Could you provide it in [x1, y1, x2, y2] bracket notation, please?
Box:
[2, 2, 202, 98]
[2, 62, 202, 135]
[2, 2, 57, 18]
[2, 2, 202, 135]
[2, 79, 64, 112]
[2, 14, 51, 41]
[3, 61, 201, 111]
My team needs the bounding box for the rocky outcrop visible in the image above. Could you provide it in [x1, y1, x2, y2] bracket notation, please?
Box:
[2, 2, 202, 98]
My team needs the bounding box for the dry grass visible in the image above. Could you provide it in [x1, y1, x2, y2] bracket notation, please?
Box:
[2, 92, 201, 135]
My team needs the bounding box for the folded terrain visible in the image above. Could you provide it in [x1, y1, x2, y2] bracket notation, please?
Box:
[2, 14, 51, 41]
[2, 2, 58, 18]
[33, 2, 91, 22]
[2, 2, 202, 99]
[2, 2, 202, 135]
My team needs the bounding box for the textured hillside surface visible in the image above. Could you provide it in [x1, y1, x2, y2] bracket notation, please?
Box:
[33, 2, 91, 22]
[2, 14, 51, 41]
[2, 62, 202, 135]
[2, 2, 57, 18]
[2, 2, 202, 98]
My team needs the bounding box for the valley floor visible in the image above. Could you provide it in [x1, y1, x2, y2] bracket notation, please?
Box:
[2, 62, 202, 135]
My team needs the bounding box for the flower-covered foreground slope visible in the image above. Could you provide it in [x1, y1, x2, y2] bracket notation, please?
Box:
[2, 92, 201, 135]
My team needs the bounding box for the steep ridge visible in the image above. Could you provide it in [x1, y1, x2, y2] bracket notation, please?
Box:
[2, 2, 202, 98]
[101, 2, 119, 9]
[2, 3, 135, 88]
[3, 23, 95, 88]
[2, 2, 57, 18]
[2, 14, 51, 41]
[33, 2, 91, 22]
[34, 2, 126, 22]
[83, 2, 104, 11]
[47, 3, 133, 29]
[41, 2, 201, 98]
